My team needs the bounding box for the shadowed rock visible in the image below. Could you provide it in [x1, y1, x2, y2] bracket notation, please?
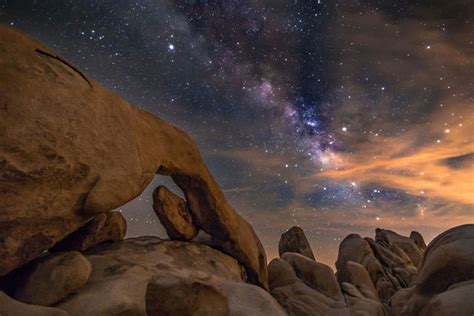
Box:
[391, 224, 474, 316]
[0, 24, 267, 287]
[13, 251, 91, 306]
[409, 231, 426, 251]
[278, 226, 315, 260]
[152, 185, 198, 241]
[0, 291, 69, 316]
[336, 234, 397, 302]
[52, 212, 126, 252]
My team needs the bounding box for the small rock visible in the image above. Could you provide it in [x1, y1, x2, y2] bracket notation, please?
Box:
[278, 226, 315, 260]
[152, 186, 198, 240]
[52, 212, 126, 252]
[14, 251, 91, 306]
[0, 291, 69, 316]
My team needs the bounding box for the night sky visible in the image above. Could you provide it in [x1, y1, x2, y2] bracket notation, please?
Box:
[1, 0, 473, 266]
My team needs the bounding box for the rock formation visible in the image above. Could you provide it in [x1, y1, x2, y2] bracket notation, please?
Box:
[269, 224, 474, 315]
[0, 24, 266, 287]
[1, 24, 473, 316]
[391, 224, 474, 316]
[279, 226, 316, 260]
[152, 185, 198, 240]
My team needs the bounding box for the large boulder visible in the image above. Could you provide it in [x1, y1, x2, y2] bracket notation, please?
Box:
[0, 24, 267, 287]
[152, 185, 198, 240]
[278, 226, 315, 260]
[52, 211, 126, 252]
[13, 251, 91, 306]
[392, 224, 474, 315]
[56, 237, 245, 315]
[0, 291, 69, 316]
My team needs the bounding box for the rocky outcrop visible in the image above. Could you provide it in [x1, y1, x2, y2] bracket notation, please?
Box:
[52, 212, 126, 252]
[279, 226, 315, 260]
[56, 237, 243, 315]
[13, 251, 91, 306]
[268, 256, 350, 315]
[335, 233, 397, 302]
[391, 224, 474, 316]
[0, 24, 267, 287]
[152, 186, 198, 240]
[268, 252, 387, 316]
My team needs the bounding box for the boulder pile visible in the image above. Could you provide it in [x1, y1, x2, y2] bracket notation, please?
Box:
[270, 224, 474, 315]
[1, 24, 473, 315]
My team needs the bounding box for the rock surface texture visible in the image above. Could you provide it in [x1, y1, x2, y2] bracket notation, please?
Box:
[0, 24, 267, 288]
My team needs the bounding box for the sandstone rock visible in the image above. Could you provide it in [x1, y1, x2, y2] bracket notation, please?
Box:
[268, 258, 300, 290]
[56, 237, 244, 315]
[391, 224, 474, 316]
[419, 280, 474, 316]
[417, 224, 474, 294]
[365, 237, 417, 288]
[0, 291, 69, 316]
[0, 24, 267, 287]
[52, 211, 126, 252]
[278, 226, 315, 260]
[14, 251, 91, 306]
[375, 228, 423, 268]
[152, 185, 198, 240]
[146, 275, 287, 316]
[409, 231, 426, 251]
[282, 252, 342, 300]
[341, 283, 385, 316]
[346, 261, 379, 301]
[336, 234, 396, 302]
[268, 258, 349, 316]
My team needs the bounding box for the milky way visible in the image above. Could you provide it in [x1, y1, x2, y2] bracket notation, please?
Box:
[1, 0, 472, 266]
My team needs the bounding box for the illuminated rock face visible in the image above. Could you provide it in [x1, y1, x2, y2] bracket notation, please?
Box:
[0, 24, 267, 288]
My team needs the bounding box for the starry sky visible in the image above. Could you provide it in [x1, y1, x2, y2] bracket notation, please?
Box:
[1, 0, 473, 266]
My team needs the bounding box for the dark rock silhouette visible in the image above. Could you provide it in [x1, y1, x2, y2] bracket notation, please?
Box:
[279, 226, 316, 260]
